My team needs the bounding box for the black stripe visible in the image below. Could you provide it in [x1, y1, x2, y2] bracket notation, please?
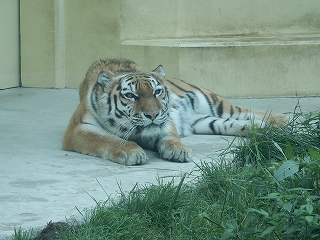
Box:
[235, 106, 241, 114]
[121, 127, 128, 132]
[115, 111, 123, 118]
[230, 105, 234, 116]
[80, 115, 96, 126]
[191, 116, 210, 129]
[108, 118, 115, 127]
[235, 106, 241, 120]
[209, 120, 219, 134]
[166, 79, 188, 92]
[107, 95, 112, 114]
[217, 101, 223, 118]
[186, 93, 195, 110]
[116, 83, 122, 91]
[113, 95, 125, 118]
[90, 83, 100, 114]
[189, 87, 216, 116]
[119, 97, 128, 107]
[210, 93, 219, 105]
[164, 86, 170, 101]
[153, 138, 160, 147]
[143, 74, 151, 78]
[167, 79, 215, 116]
[124, 76, 133, 82]
[129, 82, 135, 92]
[223, 118, 230, 123]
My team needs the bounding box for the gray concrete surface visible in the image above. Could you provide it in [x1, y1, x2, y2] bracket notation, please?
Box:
[0, 87, 319, 239]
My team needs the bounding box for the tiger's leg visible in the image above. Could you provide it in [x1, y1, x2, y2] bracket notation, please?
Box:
[157, 122, 193, 162]
[251, 111, 288, 127]
[185, 90, 287, 127]
[191, 108, 288, 136]
[191, 116, 264, 136]
[224, 107, 288, 127]
[62, 123, 147, 165]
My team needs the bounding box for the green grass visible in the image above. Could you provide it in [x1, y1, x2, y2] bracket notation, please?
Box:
[11, 105, 320, 240]
[11, 228, 35, 240]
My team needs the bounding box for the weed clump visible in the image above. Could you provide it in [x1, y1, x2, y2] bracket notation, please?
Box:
[226, 103, 320, 165]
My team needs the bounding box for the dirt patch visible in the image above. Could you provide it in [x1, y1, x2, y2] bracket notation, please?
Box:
[34, 221, 75, 240]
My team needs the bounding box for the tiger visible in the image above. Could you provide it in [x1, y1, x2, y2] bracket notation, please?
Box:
[62, 58, 287, 165]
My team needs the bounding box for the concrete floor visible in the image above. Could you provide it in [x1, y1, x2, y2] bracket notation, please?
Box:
[0, 87, 319, 239]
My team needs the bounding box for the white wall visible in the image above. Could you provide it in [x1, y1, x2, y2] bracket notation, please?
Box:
[120, 0, 320, 40]
[0, 0, 20, 89]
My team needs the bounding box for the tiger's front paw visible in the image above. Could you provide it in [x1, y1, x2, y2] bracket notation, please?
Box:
[107, 142, 147, 165]
[158, 140, 193, 163]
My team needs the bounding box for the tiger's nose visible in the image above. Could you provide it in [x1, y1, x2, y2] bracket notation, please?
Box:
[144, 112, 159, 120]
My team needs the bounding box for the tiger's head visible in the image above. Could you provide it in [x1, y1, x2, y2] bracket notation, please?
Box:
[94, 65, 170, 140]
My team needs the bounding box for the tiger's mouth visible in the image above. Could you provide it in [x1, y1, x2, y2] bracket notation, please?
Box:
[137, 122, 165, 132]
[132, 111, 168, 127]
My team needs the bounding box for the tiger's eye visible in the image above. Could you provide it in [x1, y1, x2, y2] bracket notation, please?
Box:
[154, 89, 163, 96]
[125, 93, 134, 98]
[124, 92, 137, 100]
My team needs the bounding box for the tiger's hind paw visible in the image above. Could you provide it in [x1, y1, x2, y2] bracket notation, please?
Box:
[265, 113, 289, 127]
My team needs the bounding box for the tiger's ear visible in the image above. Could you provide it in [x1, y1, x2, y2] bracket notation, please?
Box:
[97, 71, 112, 88]
[152, 65, 166, 78]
